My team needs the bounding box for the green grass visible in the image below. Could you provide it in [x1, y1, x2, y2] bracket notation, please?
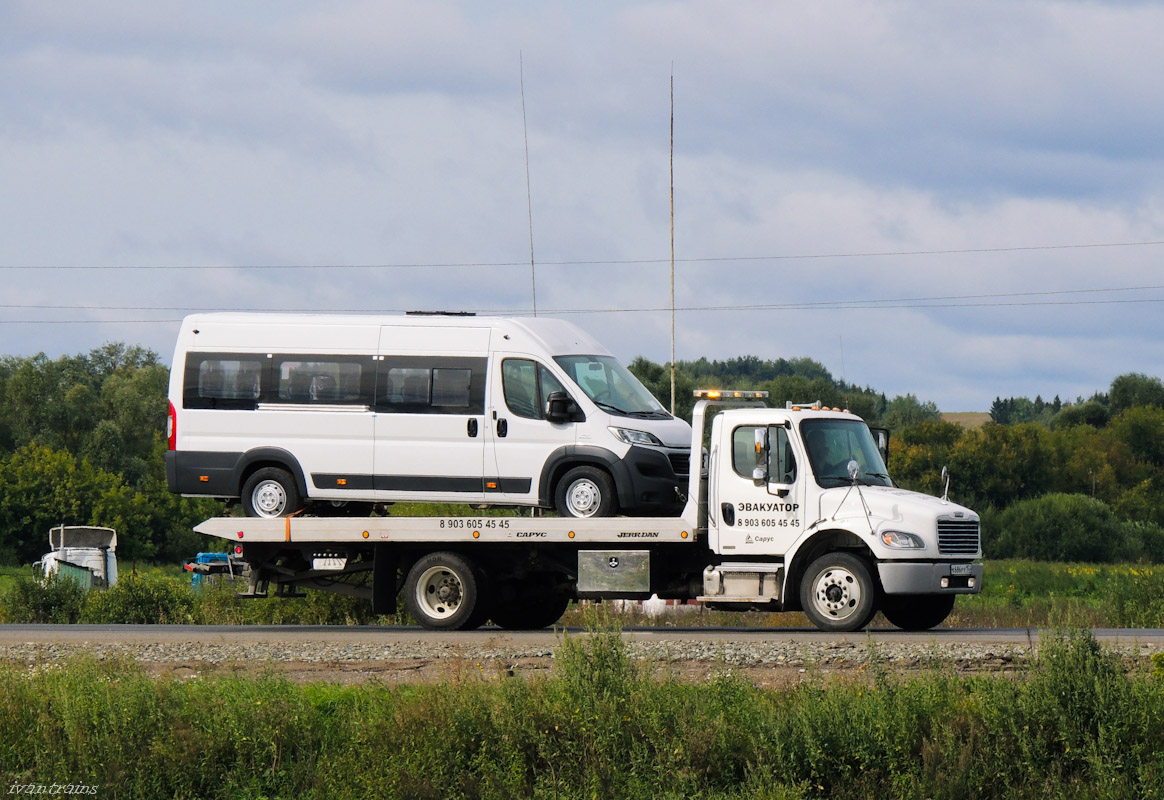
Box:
[2, 627, 1163, 799]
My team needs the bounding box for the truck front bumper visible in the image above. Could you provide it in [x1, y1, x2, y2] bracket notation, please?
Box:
[878, 562, 984, 595]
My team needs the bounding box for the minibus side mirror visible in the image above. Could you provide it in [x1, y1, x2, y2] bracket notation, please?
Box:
[545, 391, 584, 424]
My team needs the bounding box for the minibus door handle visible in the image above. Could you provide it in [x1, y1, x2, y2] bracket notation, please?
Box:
[467, 418, 478, 438]
[496, 418, 508, 438]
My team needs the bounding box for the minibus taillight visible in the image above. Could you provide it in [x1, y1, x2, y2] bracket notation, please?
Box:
[167, 401, 177, 450]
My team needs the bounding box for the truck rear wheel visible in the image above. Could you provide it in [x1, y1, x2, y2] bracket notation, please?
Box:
[881, 594, 956, 631]
[405, 552, 488, 631]
[800, 552, 877, 632]
[554, 466, 617, 518]
[242, 468, 302, 518]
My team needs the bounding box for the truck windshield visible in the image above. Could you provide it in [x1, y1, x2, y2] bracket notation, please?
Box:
[553, 355, 670, 418]
[801, 419, 892, 488]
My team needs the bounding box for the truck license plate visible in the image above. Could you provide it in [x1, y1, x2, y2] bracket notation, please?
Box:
[949, 564, 973, 576]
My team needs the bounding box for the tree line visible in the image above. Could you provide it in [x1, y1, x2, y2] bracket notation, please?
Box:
[628, 354, 942, 432]
[1, 345, 1161, 566]
[0, 344, 215, 565]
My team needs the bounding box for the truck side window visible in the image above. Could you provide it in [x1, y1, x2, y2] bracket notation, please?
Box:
[503, 359, 570, 420]
[731, 426, 761, 478]
[731, 425, 797, 483]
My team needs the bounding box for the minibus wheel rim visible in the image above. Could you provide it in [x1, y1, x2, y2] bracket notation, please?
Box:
[252, 480, 288, 517]
[565, 478, 602, 517]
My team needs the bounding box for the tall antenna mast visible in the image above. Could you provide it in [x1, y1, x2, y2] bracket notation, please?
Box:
[669, 68, 676, 414]
[520, 52, 537, 316]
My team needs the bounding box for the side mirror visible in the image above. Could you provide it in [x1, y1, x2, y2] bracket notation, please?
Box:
[545, 391, 582, 424]
[847, 459, 860, 481]
[870, 426, 890, 465]
[753, 428, 769, 485]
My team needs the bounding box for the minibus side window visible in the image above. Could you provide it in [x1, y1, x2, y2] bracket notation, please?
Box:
[184, 356, 263, 409]
[432, 369, 472, 408]
[385, 367, 431, 409]
[502, 359, 569, 420]
[276, 360, 366, 404]
[376, 357, 486, 415]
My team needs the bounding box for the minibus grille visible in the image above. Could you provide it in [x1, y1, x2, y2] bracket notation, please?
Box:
[668, 452, 691, 476]
[937, 518, 980, 555]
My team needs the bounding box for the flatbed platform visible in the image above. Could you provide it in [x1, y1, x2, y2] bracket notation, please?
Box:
[194, 515, 700, 546]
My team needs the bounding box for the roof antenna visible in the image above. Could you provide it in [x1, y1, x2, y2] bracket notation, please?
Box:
[520, 52, 537, 316]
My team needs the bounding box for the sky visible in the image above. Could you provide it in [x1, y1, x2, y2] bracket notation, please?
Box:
[3, 0, 1164, 412]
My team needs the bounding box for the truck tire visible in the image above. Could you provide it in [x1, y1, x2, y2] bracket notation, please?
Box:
[405, 552, 488, 631]
[490, 591, 570, 630]
[800, 552, 877, 632]
[242, 468, 302, 518]
[554, 466, 617, 518]
[881, 594, 956, 631]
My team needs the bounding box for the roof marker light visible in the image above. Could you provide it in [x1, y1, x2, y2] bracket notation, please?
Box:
[692, 389, 769, 400]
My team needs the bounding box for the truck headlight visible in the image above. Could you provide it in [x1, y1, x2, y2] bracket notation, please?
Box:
[880, 530, 926, 549]
[609, 427, 664, 446]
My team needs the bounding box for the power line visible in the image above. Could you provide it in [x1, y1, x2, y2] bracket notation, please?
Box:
[3, 283, 1164, 322]
[3, 239, 1164, 271]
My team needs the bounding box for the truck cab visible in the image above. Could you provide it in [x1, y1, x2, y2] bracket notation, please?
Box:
[692, 393, 982, 630]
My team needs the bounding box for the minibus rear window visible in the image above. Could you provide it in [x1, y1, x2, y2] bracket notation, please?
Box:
[184, 357, 263, 409]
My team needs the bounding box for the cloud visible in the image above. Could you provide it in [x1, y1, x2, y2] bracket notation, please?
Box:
[3, 0, 1164, 412]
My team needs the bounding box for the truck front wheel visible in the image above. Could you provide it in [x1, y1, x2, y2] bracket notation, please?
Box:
[405, 552, 488, 631]
[800, 552, 877, 632]
[881, 594, 956, 631]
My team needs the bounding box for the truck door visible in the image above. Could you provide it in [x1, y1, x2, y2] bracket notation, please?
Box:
[710, 422, 805, 555]
[487, 355, 579, 504]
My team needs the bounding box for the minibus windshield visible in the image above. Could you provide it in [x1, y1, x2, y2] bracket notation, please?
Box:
[554, 356, 670, 418]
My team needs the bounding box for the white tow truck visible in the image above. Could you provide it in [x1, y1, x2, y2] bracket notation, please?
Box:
[193, 391, 982, 632]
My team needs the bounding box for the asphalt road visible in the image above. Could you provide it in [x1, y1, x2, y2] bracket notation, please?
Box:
[2, 624, 1162, 647]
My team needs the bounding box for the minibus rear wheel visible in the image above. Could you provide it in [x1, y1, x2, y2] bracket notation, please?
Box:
[242, 468, 303, 518]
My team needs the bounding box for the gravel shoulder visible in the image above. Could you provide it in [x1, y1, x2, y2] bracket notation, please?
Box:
[2, 626, 1161, 687]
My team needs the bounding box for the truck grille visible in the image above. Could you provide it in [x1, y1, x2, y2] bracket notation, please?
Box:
[668, 452, 691, 476]
[937, 518, 980, 555]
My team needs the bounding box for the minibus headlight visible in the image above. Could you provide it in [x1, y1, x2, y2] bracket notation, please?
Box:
[609, 427, 664, 446]
[880, 530, 925, 549]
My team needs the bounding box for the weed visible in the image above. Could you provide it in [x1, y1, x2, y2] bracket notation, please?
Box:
[0, 570, 87, 623]
[3, 632, 1164, 798]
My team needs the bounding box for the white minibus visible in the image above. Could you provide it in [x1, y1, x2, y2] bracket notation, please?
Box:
[165, 313, 692, 518]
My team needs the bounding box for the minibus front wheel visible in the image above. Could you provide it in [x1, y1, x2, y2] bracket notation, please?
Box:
[242, 467, 303, 518]
[554, 466, 617, 518]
